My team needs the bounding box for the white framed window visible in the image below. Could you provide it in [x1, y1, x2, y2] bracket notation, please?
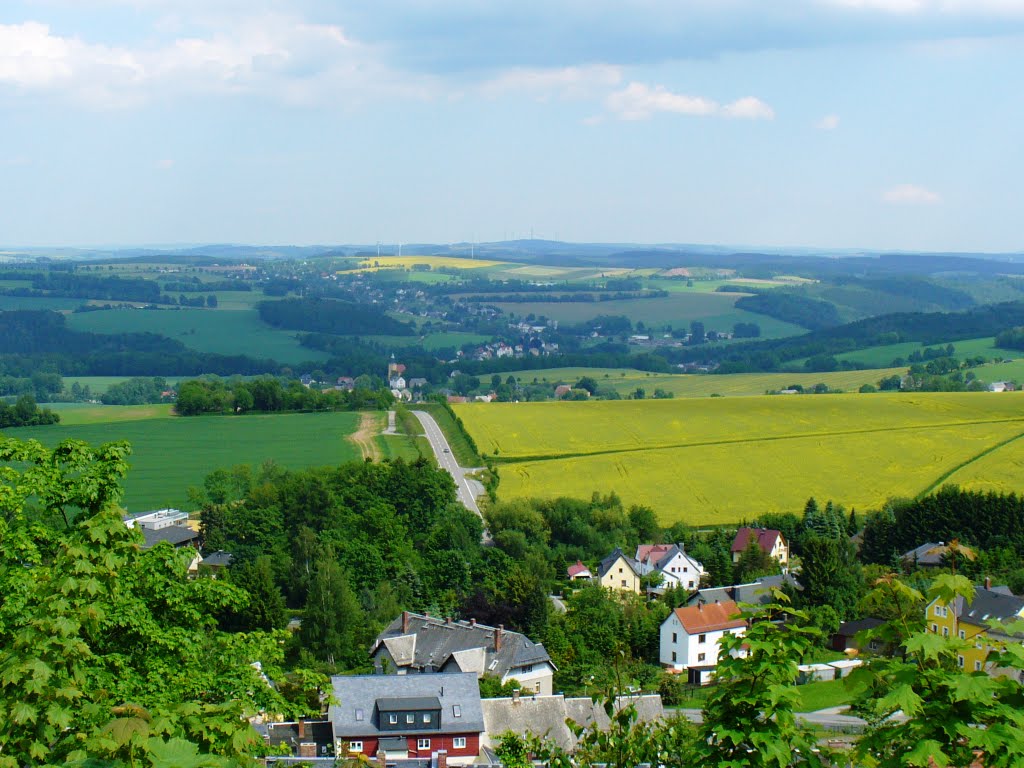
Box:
[959, 630, 966, 640]
[698, 653, 706, 662]
[418, 738, 431, 750]
[931, 623, 938, 633]
[423, 713, 431, 723]
[389, 714, 398, 724]
[354, 708, 364, 722]
[453, 705, 462, 718]
[957, 655, 964, 668]
[453, 737, 467, 749]
[975, 660, 982, 671]
[943, 627, 949, 638]
[406, 714, 415, 724]
[348, 741, 363, 753]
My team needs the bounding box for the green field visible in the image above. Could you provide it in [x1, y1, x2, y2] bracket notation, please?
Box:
[490, 292, 807, 338]
[454, 393, 1024, 525]
[834, 336, 1013, 368]
[350, 332, 491, 351]
[58, 377, 182, 396]
[66, 308, 328, 365]
[44, 403, 176, 425]
[2, 411, 363, 513]
[504, 366, 906, 398]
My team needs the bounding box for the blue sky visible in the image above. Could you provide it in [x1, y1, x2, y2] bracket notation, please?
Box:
[1, 0, 1022, 252]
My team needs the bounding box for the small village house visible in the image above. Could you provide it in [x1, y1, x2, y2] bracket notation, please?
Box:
[597, 548, 644, 594]
[566, 560, 593, 582]
[660, 600, 748, 685]
[927, 579, 1024, 677]
[730, 527, 789, 568]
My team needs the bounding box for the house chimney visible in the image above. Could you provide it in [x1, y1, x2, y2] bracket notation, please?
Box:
[495, 624, 504, 652]
[697, 603, 703, 612]
[436, 750, 448, 768]
[985, 576, 992, 590]
[297, 718, 305, 740]
[402, 611, 410, 634]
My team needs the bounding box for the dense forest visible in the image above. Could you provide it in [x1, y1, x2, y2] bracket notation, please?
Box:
[734, 292, 843, 330]
[258, 297, 415, 336]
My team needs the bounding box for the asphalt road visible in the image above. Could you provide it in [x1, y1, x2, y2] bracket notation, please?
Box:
[677, 707, 868, 731]
[411, 410, 484, 520]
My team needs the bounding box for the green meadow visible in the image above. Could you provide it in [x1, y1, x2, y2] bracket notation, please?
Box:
[3, 411, 363, 513]
[66, 308, 328, 364]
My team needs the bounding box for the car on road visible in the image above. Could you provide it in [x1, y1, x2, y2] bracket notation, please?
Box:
[443, 448, 450, 453]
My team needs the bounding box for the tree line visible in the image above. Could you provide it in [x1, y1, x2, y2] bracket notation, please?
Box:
[173, 377, 393, 416]
[258, 297, 415, 336]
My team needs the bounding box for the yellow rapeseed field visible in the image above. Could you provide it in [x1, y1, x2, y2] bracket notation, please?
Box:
[347, 255, 504, 271]
[453, 393, 1024, 525]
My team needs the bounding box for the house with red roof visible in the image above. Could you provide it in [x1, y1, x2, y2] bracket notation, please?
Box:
[730, 527, 789, 568]
[566, 560, 593, 581]
[659, 600, 748, 685]
[635, 543, 705, 591]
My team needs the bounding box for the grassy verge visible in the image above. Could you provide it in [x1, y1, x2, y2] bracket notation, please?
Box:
[793, 678, 861, 712]
[413, 402, 483, 467]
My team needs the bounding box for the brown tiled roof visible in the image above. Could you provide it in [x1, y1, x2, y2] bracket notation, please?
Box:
[731, 527, 782, 554]
[673, 601, 746, 634]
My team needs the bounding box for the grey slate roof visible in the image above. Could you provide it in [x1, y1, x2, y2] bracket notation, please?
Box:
[902, 542, 976, 567]
[371, 613, 554, 678]
[201, 550, 234, 567]
[687, 574, 798, 609]
[376, 697, 441, 712]
[266, 721, 335, 753]
[952, 588, 1024, 630]
[835, 618, 884, 637]
[140, 526, 199, 549]
[480, 694, 664, 752]
[329, 672, 484, 738]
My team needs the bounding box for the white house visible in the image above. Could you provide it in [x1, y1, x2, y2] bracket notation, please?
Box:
[660, 600, 747, 685]
[635, 544, 705, 591]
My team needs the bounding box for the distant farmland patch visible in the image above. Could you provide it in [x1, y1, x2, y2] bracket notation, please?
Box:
[454, 393, 1024, 525]
[66, 308, 328, 365]
[3, 410, 362, 512]
[348, 256, 505, 271]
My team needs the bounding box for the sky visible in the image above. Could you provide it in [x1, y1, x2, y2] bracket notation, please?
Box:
[1, 1, 1022, 252]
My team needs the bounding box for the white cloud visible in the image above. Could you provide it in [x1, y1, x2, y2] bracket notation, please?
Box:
[721, 96, 775, 120]
[480, 64, 622, 99]
[156, 158, 175, 170]
[822, 0, 1024, 13]
[817, 113, 841, 130]
[0, 16, 430, 108]
[605, 82, 773, 121]
[882, 183, 941, 204]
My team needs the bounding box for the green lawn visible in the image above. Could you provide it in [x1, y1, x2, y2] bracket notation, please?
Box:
[355, 332, 491, 351]
[2, 411, 362, 512]
[834, 336, 1013, 368]
[43, 403, 176, 425]
[66, 308, 328, 365]
[794, 678, 862, 712]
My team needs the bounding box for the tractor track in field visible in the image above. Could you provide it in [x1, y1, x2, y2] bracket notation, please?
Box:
[348, 411, 383, 462]
[916, 427, 1024, 499]
[486, 416, 1024, 465]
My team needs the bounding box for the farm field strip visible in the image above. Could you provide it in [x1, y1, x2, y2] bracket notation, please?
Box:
[454, 393, 1024, 458]
[496, 421, 1024, 526]
[1, 411, 362, 513]
[347, 256, 505, 271]
[500, 366, 907, 398]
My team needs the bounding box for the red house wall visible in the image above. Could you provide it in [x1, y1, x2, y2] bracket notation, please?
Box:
[338, 733, 480, 760]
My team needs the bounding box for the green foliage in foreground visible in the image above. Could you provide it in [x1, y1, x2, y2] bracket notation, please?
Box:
[0, 437, 323, 767]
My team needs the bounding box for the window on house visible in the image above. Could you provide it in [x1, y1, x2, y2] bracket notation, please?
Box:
[534, 681, 541, 693]
[957, 655, 964, 668]
[389, 714, 398, 724]
[698, 634, 706, 643]
[354, 708, 364, 722]
[943, 627, 949, 638]
[618, 567, 623, 573]
[621, 579, 627, 587]
[453, 737, 467, 749]
[406, 714, 415, 724]
[349, 741, 363, 753]
[423, 713, 431, 723]
[959, 630, 966, 640]
[671, 651, 677, 662]
[683, 567, 688, 572]
[418, 738, 431, 750]
[453, 705, 462, 718]
[975, 660, 982, 671]
[931, 623, 937, 633]
[698, 653, 706, 662]
[672, 632, 677, 643]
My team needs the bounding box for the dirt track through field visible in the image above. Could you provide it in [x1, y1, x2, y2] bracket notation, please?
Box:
[348, 412, 382, 461]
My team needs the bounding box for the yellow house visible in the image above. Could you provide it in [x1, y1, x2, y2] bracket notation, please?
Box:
[598, 548, 643, 594]
[926, 583, 1024, 677]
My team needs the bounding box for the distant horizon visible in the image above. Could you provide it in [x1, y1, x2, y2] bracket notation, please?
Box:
[2, 2, 1022, 252]
[1, 239, 1022, 259]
